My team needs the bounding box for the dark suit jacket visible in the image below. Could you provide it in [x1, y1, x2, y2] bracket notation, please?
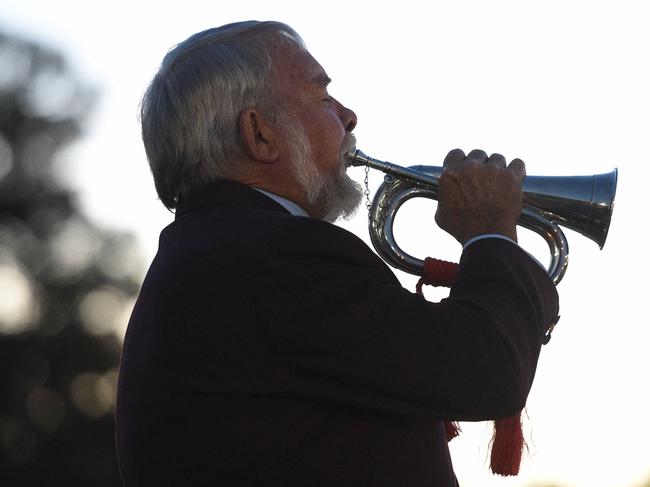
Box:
[116, 180, 559, 487]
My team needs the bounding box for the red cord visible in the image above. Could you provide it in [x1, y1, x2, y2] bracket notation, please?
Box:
[415, 258, 459, 294]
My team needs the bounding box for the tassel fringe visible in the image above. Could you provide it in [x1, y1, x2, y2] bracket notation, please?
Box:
[489, 412, 525, 476]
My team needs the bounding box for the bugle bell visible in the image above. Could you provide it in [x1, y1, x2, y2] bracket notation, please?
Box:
[347, 149, 618, 285]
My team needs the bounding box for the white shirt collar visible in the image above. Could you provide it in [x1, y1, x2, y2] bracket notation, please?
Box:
[253, 188, 310, 217]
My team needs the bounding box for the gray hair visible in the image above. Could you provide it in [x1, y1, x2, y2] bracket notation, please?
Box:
[140, 21, 304, 209]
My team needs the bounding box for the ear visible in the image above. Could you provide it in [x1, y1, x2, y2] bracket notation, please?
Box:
[238, 109, 279, 163]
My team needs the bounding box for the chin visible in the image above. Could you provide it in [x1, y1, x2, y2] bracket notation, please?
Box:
[320, 172, 363, 223]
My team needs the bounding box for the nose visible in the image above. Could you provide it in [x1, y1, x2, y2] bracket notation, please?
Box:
[338, 101, 357, 132]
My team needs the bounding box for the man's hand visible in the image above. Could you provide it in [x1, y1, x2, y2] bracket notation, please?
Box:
[434, 149, 526, 245]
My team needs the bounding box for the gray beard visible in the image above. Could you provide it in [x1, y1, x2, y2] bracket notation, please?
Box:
[283, 121, 362, 222]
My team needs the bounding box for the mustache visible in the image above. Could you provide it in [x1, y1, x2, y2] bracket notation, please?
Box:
[340, 133, 357, 165]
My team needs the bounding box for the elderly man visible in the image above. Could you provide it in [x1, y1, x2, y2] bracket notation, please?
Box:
[116, 21, 559, 487]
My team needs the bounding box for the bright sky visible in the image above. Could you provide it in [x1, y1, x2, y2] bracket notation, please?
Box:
[2, 1, 649, 486]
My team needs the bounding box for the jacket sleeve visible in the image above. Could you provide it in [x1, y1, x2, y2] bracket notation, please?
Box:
[259, 220, 559, 422]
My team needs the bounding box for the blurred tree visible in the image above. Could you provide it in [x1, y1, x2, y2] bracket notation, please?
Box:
[0, 31, 143, 486]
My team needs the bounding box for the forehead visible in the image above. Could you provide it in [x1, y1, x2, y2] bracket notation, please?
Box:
[270, 41, 330, 90]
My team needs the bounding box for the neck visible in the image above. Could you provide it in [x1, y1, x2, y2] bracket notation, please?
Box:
[233, 172, 315, 218]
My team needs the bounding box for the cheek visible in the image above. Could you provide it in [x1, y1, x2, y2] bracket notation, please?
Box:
[313, 126, 345, 162]
[300, 108, 347, 166]
[304, 105, 346, 136]
[312, 112, 346, 146]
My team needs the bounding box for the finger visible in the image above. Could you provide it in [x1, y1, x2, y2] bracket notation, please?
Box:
[466, 149, 488, 164]
[508, 158, 527, 181]
[443, 148, 465, 168]
[487, 152, 506, 168]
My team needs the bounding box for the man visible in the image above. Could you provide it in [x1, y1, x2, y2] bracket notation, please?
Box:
[116, 21, 559, 487]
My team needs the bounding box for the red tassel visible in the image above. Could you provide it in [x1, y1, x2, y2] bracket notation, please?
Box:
[489, 412, 525, 476]
[418, 256, 527, 476]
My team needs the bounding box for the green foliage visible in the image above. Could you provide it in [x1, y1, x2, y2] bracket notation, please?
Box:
[0, 31, 142, 486]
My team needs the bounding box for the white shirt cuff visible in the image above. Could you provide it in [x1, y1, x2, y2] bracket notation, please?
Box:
[463, 234, 546, 270]
[462, 233, 518, 249]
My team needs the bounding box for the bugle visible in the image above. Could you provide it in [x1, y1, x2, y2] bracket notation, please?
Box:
[347, 149, 618, 285]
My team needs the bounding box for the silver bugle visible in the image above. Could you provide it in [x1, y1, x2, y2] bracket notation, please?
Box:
[347, 149, 618, 285]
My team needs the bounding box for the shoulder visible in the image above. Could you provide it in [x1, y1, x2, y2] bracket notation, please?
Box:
[158, 204, 392, 277]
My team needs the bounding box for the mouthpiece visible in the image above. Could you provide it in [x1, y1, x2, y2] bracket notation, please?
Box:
[346, 148, 440, 186]
[346, 149, 370, 167]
